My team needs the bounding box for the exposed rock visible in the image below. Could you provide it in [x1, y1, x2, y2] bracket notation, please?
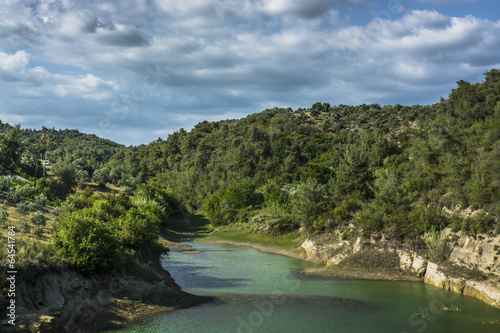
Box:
[424, 262, 447, 289]
[449, 234, 500, 277]
[301, 232, 500, 309]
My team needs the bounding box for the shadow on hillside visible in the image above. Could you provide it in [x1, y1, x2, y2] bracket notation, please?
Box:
[161, 212, 213, 243]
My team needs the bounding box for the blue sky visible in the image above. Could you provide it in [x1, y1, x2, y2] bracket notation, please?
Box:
[1, 0, 499, 146]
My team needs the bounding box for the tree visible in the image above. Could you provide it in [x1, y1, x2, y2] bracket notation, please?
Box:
[93, 168, 111, 187]
[0, 124, 22, 174]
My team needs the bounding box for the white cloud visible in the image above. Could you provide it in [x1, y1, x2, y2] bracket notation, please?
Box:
[0, 50, 30, 72]
[0, 1, 499, 145]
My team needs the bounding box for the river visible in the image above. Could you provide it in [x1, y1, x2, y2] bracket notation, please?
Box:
[117, 242, 500, 332]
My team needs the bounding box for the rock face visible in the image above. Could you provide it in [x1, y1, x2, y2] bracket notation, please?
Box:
[301, 229, 500, 309]
[423, 261, 500, 308]
[449, 234, 500, 277]
[0, 264, 205, 332]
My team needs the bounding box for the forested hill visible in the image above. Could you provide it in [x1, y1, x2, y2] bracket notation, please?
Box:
[100, 70, 500, 240]
[0, 123, 125, 188]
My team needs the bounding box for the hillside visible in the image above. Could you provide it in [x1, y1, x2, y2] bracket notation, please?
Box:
[102, 69, 500, 242]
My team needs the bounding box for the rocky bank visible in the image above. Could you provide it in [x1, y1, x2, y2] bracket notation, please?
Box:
[300, 228, 500, 308]
[0, 262, 212, 332]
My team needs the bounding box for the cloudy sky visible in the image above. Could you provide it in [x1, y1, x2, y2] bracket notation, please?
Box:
[1, 0, 499, 146]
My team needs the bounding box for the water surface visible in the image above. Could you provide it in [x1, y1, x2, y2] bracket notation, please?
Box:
[118, 242, 500, 333]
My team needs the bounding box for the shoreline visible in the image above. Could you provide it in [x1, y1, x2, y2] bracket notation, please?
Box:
[199, 235, 422, 283]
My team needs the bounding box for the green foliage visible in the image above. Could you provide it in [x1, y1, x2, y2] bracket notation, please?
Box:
[407, 206, 445, 235]
[52, 211, 118, 276]
[93, 167, 111, 187]
[19, 217, 29, 233]
[31, 211, 46, 227]
[6, 184, 37, 204]
[0, 205, 8, 224]
[16, 202, 30, 215]
[292, 178, 328, 230]
[33, 225, 44, 238]
[51, 190, 171, 276]
[223, 181, 261, 209]
[424, 228, 451, 262]
[28, 194, 47, 211]
[116, 207, 161, 251]
[462, 213, 495, 235]
[0, 176, 11, 191]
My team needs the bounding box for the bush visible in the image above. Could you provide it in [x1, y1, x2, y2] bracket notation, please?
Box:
[6, 184, 37, 204]
[33, 225, 44, 238]
[425, 228, 451, 262]
[116, 207, 161, 252]
[15, 202, 30, 215]
[0, 205, 8, 224]
[52, 211, 118, 276]
[462, 213, 495, 235]
[31, 211, 46, 226]
[19, 217, 29, 233]
[28, 194, 47, 211]
[0, 176, 11, 191]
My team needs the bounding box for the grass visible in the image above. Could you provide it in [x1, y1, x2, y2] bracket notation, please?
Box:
[434, 305, 462, 312]
[0, 200, 61, 269]
[202, 223, 302, 251]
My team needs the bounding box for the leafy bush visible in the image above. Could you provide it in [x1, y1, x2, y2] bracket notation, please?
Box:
[424, 228, 451, 262]
[28, 194, 47, 211]
[33, 225, 44, 238]
[31, 211, 46, 226]
[15, 202, 30, 215]
[0, 205, 8, 224]
[116, 207, 161, 252]
[52, 211, 118, 276]
[6, 184, 37, 204]
[462, 212, 495, 235]
[0, 176, 11, 191]
[19, 217, 29, 233]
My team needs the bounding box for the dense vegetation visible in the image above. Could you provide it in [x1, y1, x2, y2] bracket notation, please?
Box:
[0, 125, 125, 201]
[99, 69, 500, 244]
[1, 69, 499, 276]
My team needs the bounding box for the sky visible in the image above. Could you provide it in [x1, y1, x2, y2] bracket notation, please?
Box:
[1, 0, 499, 146]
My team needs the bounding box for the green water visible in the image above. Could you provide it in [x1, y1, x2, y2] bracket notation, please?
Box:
[117, 242, 500, 332]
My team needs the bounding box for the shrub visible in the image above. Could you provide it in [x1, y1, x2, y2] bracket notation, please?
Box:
[116, 207, 161, 252]
[29, 194, 47, 211]
[52, 211, 118, 276]
[463, 212, 495, 235]
[0, 205, 8, 224]
[31, 211, 46, 226]
[0, 176, 11, 191]
[425, 228, 451, 262]
[33, 225, 44, 238]
[19, 217, 29, 233]
[15, 202, 30, 215]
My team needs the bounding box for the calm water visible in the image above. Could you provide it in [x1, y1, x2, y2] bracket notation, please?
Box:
[117, 242, 500, 333]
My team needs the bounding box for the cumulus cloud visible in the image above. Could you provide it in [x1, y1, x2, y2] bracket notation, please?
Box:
[0, 0, 499, 145]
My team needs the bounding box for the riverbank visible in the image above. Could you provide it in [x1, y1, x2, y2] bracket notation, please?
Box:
[199, 225, 422, 283]
[0, 237, 213, 332]
[192, 223, 500, 308]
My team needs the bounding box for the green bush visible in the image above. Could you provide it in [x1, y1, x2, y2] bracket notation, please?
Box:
[15, 202, 30, 215]
[28, 194, 47, 211]
[33, 225, 44, 238]
[116, 207, 161, 252]
[52, 211, 118, 276]
[407, 206, 445, 235]
[19, 217, 29, 233]
[0, 176, 11, 191]
[0, 205, 8, 224]
[31, 211, 46, 226]
[425, 228, 451, 262]
[462, 213, 495, 235]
